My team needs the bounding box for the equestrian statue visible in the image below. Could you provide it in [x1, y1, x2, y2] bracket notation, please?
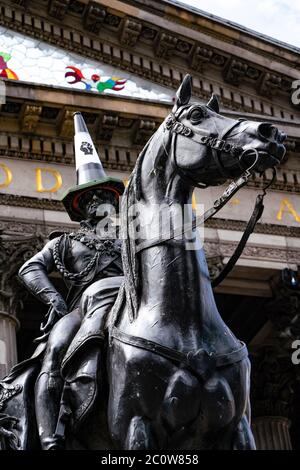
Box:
[0, 75, 286, 450]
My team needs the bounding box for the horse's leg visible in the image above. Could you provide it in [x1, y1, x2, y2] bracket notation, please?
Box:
[125, 416, 156, 450]
[232, 415, 256, 450]
[35, 311, 81, 450]
[232, 366, 256, 450]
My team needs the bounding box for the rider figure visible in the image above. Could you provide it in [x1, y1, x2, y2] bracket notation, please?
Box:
[18, 113, 124, 450]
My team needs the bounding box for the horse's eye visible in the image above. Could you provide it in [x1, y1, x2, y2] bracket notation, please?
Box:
[188, 107, 205, 124]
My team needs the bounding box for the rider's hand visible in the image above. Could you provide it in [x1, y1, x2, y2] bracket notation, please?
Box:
[51, 296, 68, 318]
[40, 297, 68, 332]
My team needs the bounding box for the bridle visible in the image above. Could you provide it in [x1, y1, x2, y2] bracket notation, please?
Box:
[134, 105, 276, 286]
[165, 106, 258, 186]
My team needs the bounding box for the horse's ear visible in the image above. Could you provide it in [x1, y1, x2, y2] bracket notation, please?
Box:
[173, 74, 192, 110]
[207, 94, 219, 113]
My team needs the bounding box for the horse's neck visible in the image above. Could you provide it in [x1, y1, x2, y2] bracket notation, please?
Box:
[140, 132, 190, 205]
[123, 134, 239, 353]
[137, 224, 238, 352]
[137, 138, 218, 332]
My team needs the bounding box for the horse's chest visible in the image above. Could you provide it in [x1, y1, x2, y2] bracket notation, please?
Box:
[199, 373, 236, 431]
[161, 369, 235, 433]
[120, 342, 236, 441]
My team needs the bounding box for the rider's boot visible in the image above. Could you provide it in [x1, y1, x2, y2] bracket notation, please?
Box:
[35, 371, 65, 450]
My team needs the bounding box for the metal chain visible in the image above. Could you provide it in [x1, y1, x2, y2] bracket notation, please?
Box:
[53, 235, 99, 281]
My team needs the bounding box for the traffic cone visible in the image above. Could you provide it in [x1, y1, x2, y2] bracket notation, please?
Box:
[61, 112, 124, 221]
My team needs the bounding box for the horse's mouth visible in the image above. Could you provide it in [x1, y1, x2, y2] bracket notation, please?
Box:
[270, 155, 281, 165]
[266, 152, 281, 165]
[257, 150, 282, 169]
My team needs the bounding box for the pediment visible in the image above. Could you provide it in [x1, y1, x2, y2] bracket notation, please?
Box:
[0, 26, 174, 103]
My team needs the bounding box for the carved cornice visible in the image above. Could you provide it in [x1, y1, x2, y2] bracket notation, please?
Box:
[0, 217, 76, 236]
[0, 146, 74, 166]
[98, 114, 119, 142]
[207, 241, 300, 265]
[138, 0, 300, 70]
[19, 103, 42, 134]
[0, 0, 297, 109]
[205, 218, 300, 239]
[189, 45, 213, 73]
[119, 17, 142, 48]
[83, 1, 106, 34]
[223, 58, 262, 87]
[133, 119, 157, 146]
[48, 0, 70, 19]
[57, 108, 74, 138]
[3, 86, 300, 141]
[10, 0, 300, 72]
[0, 193, 64, 211]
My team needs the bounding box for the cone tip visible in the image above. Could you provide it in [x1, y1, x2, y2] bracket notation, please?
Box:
[73, 112, 88, 133]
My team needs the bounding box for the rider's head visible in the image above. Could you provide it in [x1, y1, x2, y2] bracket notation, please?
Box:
[78, 189, 119, 222]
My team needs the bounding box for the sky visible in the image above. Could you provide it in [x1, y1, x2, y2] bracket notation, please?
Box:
[173, 0, 300, 49]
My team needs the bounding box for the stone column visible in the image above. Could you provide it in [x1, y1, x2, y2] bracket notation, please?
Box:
[0, 232, 44, 379]
[252, 417, 292, 450]
[250, 270, 300, 450]
[0, 311, 19, 379]
[250, 345, 296, 450]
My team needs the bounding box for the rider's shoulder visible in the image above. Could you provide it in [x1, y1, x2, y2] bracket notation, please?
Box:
[48, 230, 67, 241]
[44, 230, 72, 250]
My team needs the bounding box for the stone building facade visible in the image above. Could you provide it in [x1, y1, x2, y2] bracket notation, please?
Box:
[0, 0, 300, 450]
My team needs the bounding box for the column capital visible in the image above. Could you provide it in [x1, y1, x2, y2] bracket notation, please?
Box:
[265, 269, 300, 346]
[250, 345, 296, 419]
[0, 232, 44, 319]
[0, 312, 20, 330]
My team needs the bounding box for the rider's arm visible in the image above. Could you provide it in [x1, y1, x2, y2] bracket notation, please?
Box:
[18, 237, 68, 315]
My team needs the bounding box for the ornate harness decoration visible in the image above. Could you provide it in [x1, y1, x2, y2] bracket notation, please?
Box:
[165, 113, 242, 157]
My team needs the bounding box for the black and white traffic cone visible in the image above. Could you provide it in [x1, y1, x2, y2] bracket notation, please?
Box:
[74, 111, 107, 185]
[61, 112, 124, 221]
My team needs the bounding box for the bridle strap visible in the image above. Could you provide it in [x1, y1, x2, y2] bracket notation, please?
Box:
[168, 112, 245, 188]
[133, 109, 276, 287]
[135, 170, 251, 253]
[135, 114, 258, 253]
[212, 166, 275, 288]
[212, 192, 265, 288]
[165, 113, 243, 159]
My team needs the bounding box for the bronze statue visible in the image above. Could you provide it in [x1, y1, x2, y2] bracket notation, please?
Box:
[0, 113, 124, 450]
[0, 75, 286, 450]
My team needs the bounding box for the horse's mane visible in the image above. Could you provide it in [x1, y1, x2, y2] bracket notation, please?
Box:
[121, 140, 149, 322]
[120, 125, 169, 322]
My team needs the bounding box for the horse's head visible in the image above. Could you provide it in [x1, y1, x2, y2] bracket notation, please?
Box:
[166, 75, 286, 187]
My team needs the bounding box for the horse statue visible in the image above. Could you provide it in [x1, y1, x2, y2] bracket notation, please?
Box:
[106, 74, 286, 450]
[0, 75, 286, 450]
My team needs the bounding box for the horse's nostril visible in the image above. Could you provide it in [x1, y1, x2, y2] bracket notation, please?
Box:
[267, 142, 278, 155]
[279, 132, 287, 143]
[258, 123, 276, 139]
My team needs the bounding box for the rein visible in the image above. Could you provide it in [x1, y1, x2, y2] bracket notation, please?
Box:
[135, 110, 276, 287]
